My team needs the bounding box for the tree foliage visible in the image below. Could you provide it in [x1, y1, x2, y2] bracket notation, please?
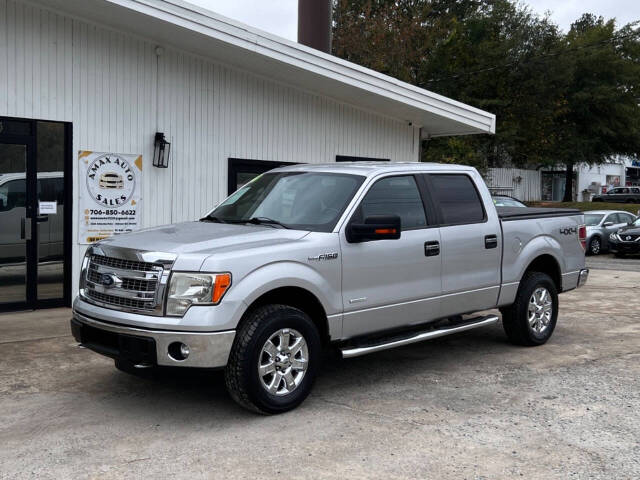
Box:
[332, 0, 640, 199]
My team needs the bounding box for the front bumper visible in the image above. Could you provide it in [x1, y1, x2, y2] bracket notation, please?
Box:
[610, 240, 640, 254]
[71, 311, 235, 368]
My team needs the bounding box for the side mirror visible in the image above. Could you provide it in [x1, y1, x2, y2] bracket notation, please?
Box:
[603, 222, 614, 227]
[346, 215, 401, 243]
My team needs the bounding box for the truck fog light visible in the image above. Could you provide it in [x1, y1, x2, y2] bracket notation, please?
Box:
[168, 342, 190, 361]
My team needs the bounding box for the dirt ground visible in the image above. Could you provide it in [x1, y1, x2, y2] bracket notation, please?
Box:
[1, 268, 639, 479]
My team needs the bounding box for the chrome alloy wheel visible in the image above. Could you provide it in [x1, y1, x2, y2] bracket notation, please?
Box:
[528, 287, 553, 335]
[590, 237, 601, 255]
[258, 328, 309, 396]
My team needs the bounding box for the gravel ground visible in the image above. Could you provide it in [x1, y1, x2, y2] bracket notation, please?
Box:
[1, 269, 639, 479]
[586, 253, 640, 272]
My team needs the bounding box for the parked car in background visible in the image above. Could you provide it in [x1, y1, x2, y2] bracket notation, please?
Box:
[584, 210, 637, 255]
[609, 217, 640, 257]
[492, 195, 527, 207]
[592, 187, 640, 204]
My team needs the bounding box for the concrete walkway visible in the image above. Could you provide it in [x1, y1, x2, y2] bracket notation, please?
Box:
[1, 270, 639, 479]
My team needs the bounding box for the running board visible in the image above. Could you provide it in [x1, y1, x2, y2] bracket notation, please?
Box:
[340, 315, 500, 359]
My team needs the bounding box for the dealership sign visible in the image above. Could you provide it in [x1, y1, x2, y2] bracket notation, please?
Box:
[78, 151, 142, 244]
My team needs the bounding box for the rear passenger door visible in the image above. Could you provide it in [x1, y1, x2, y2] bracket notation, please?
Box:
[422, 173, 501, 316]
[340, 174, 442, 338]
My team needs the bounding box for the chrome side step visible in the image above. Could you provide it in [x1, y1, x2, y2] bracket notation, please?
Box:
[340, 315, 500, 359]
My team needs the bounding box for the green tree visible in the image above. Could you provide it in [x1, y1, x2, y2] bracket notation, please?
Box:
[556, 15, 640, 201]
[332, 1, 640, 199]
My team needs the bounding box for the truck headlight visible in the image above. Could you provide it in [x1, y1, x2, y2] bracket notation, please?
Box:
[166, 272, 231, 316]
[609, 233, 619, 241]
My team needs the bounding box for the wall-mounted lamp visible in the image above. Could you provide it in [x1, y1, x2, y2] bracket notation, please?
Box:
[153, 132, 170, 168]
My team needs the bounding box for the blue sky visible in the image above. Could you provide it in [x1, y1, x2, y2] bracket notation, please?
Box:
[188, 0, 639, 41]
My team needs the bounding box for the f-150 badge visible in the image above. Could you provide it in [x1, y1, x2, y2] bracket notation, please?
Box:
[308, 252, 338, 261]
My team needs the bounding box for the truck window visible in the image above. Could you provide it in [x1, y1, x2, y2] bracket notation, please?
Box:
[354, 175, 427, 229]
[428, 174, 485, 225]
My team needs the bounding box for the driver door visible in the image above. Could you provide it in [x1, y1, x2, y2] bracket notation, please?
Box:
[340, 174, 442, 338]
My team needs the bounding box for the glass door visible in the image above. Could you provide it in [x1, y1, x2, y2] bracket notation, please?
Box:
[0, 117, 70, 311]
[0, 141, 32, 307]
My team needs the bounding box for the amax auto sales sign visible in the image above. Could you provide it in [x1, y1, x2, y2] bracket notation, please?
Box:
[78, 151, 143, 244]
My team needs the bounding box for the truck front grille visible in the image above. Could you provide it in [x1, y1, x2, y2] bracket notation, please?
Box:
[83, 254, 165, 314]
[90, 254, 160, 272]
[86, 290, 157, 311]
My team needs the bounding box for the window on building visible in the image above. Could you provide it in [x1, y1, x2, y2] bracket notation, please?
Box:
[336, 155, 390, 162]
[227, 158, 296, 195]
[428, 174, 486, 225]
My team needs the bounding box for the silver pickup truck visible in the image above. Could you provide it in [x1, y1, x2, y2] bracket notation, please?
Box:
[71, 163, 589, 413]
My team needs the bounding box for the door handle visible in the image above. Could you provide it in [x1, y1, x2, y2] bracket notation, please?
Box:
[21, 218, 32, 240]
[485, 234, 498, 249]
[36, 215, 49, 223]
[424, 241, 440, 257]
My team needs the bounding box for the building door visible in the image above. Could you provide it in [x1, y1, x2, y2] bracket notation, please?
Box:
[0, 117, 71, 311]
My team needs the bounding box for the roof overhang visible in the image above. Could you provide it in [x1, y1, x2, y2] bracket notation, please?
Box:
[28, 0, 496, 138]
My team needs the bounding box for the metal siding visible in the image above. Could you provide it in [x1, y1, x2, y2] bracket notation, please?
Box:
[1, 0, 417, 295]
[485, 168, 542, 202]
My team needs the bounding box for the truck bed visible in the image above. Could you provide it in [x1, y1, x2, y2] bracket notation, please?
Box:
[497, 206, 582, 221]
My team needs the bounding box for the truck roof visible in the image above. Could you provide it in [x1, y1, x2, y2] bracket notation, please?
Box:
[271, 162, 476, 177]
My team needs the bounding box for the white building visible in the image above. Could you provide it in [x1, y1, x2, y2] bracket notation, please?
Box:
[0, 0, 495, 312]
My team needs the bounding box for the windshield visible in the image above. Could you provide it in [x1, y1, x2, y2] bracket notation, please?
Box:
[493, 196, 526, 207]
[206, 172, 364, 232]
[584, 214, 604, 226]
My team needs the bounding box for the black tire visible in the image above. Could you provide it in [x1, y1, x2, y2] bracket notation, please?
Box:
[587, 236, 601, 256]
[225, 304, 321, 414]
[500, 272, 558, 346]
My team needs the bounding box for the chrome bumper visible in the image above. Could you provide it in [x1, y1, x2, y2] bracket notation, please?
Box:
[71, 311, 235, 368]
[577, 268, 589, 288]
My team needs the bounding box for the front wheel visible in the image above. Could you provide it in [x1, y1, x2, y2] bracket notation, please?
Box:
[587, 236, 601, 255]
[225, 304, 321, 414]
[500, 272, 558, 346]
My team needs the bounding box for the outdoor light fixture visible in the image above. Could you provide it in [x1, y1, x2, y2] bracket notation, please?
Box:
[153, 132, 170, 168]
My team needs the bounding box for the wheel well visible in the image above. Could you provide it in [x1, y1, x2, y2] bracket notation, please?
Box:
[244, 287, 330, 344]
[523, 255, 562, 292]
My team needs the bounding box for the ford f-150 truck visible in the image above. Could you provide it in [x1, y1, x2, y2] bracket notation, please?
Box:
[71, 163, 589, 413]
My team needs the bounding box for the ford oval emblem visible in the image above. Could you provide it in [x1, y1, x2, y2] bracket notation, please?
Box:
[100, 274, 115, 286]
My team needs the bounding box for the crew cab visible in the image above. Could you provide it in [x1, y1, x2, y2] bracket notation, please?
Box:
[71, 163, 589, 413]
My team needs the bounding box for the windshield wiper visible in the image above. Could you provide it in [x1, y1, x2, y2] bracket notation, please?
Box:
[199, 215, 226, 223]
[246, 217, 290, 229]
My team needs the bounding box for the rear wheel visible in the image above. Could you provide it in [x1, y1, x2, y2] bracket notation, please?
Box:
[225, 304, 321, 414]
[587, 236, 601, 255]
[500, 272, 558, 346]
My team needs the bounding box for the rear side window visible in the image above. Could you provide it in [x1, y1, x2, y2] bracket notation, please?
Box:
[428, 174, 485, 225]
[354, 175, 427, 229]
[619, 213, 635, 223]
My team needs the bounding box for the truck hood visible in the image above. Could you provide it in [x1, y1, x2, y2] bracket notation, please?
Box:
[98, 221, 310, 255]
